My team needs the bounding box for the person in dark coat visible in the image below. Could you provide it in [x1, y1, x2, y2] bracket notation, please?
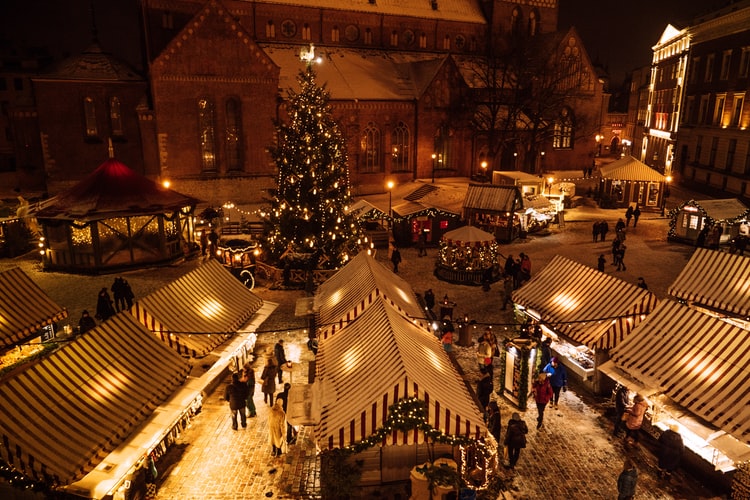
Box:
[95, 288, 115, 321]
[274, 339, 287, 383]
[424, 288, 435, 312]
[617, 458, 638, 500]
[123, 279, 135, 309]
[599, 220, 609, 241]
[78, 310, 97, 334]
[391, 247, 402, 273]
[224, 372, 250, 430]
[625, 206, 634, 226]
[241, 365, 256, 418]
[504, 412, 528, 469]
[476, 367, 493, 416]
[111, 277, 127, 312]
[542, 357, 567, 409]
[657, 424, 684, 479]
[616, 244, 627, 271]
[276, 383, 298, 444]
[260, 357, 277, 406]
[613, 385, 629, 436]
[597, 254, 606, 272]
[539, 337, 552, 368]
[486, 401, 501, 444]
[637, 277, 648, 289]
[592, 221, 600, 242]
[633, 206, 641, 227]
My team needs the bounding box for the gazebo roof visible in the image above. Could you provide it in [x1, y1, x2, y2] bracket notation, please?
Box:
[442, 225, 496, 246]
[35, 157, 200, 220]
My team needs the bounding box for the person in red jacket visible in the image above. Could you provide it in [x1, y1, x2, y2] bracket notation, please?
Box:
[530, 372, 553, 430]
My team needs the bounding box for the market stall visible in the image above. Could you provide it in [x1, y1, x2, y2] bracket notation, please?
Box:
[510, 255, 658, 394]
[463, 184, 524, 242]
[597, 155, 666, 210]
[601, 300, 750, 472]
[668, 198, 749, 246]
[435, 225, 500, 285]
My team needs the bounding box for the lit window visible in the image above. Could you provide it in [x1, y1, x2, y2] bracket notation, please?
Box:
[553, 108, 574, 149]
[364, 28, 372, 45]
[109, 96, 123, 136]
[302, 23, 311, 41]
[391, 122, 410, 172]
[266, 20, 276, 39]
[740, 48, 750, 77]
[361, 122, 381, 173]
[720, 50, 731, 80]
[419, 32, 427, 49]
[225, 98, 242, 172]
[198, 98, 217, 172]
[83, 97, 98, 137]
[331, 26, 340, 43]
[732, 94, 744, 127]
[705, 54, 714, 82]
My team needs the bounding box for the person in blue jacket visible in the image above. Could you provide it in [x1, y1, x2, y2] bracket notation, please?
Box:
[542, 357, 567, 409]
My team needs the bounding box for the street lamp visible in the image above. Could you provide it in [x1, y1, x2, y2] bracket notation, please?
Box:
[387, 180, 395, 228]
[546, 176, 554, 196]
[431, 153, 436, 183]
[480, 161, 488, 182]
[661, 175, 672, 216]
[595, 134, 603, 156]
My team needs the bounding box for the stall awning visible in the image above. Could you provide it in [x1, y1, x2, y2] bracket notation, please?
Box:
[598, 155, 665, 182]
[0, 313, 190, 484]
[463, 184, 520, 212]
[511, 256, 658, 349]
[131, 260, 263, 357]
[609, 300, 750, 446]
[668, 248, 750, 318]
[0, 267, 68, 348]
[314, 297, 486, 450]
[314, 252, 427, 341]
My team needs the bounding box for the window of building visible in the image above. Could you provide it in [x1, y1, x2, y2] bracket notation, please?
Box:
[698, 95, 710, 124]
[361, 122, 381, 173]
[709, 137, 718, 167]
[732, 94, 744, 127]
[302, 23, 311, 41]
[391, 122, 410, 172]
[266, 21, 276, 38]
[726, 139, 737, 170]
[331, 26, 340, 43]
[713, 94, 725, 126]
[469, 36, 477, 52]
[434, 125, 450, 171]
[740, 48, 750, 77]
[83, 97, 98, 137]
[390, 30, 398, 47]
[720, 50, 732, 80]
[109, 96, 123, 136]
[455, 35, 465, 50]
[198, 98, 217, 172]
[511, 7, 521, 37]
[419, 32, 427, 49]
[364, 28, 372, 45]
[690, 57, 700, 83]
[704, 54, 714, 82]
[552, 108, 573, 149]
[225, 98, 242, 172]
[684, 96, 695, 125]
[442, 35, 451, 50]
[528, 10, 538, 37]
[161, 11, 174, 29]
[695, 136, 702, 163]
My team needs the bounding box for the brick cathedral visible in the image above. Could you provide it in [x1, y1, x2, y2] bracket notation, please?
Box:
[11, 0, 607, 207]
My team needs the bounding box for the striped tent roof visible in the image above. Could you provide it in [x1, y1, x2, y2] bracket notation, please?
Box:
[314, 252, 427, 341]
[131, 260, 263, 357]
[608, 300, 750, 445]
[441, 225, 495, 247]
[0, 313, 190, 484]
[0, 267, 68, 348]
[668, 248, 750, 318]
[511, 256, 658, 349]
[599, 155, 666, 182]
[314, 297, 486, 450]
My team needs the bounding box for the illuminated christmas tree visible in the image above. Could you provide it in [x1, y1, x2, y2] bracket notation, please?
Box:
[262, 49, 363, 269]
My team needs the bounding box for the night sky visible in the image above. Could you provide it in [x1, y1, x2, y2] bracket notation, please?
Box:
[0, 0, 734, 83]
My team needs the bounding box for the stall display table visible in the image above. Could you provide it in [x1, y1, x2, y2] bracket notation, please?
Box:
[409, 459, 458, 500]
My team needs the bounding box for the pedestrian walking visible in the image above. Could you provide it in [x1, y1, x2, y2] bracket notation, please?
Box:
[592, 221, 600, 242]
[274, 339, 287, 383]
[539, 337, 552, 368]
[504, 412, 528, 469]
[657, 424, 684, 479]
[599, 220, 609, 241]
[441, 328, 453, 352]
[501, 275, 514, 310]
[612, 385, 629, 437]
[260, 357, 277, 406]
[530, 372, 553, 430]
[616, 244, 627, 271]
[518, 253, 532, 286]
[597, 253, 606, 272]
[476, 334, 494, 374]
[391, 247, 402, 273]
[487, 401, 501, 444]
[241, 365, 257, 418]
[633, 206, 641, 227]
[200, 230, 209, 257]
[208, 228, 219, 257]
[123, 279, 135, 309]
[417, 230, 427, 257]
[625, 206, 634, 226]
[617, 458, 638, 500]
[624, 394, 649, 446]
[277, 383, 297, 443]
[111, 277, 127, 312]
[636, 277, 648, 289]
[542, 357, 567, 409]
[476, 367, 493, 416]
[95, 287, 115, 321]
[78, 310, 97, 334]
[268, 398, 287, 457]
[224, 372, 250, 430]
[424, 288, 435, 312]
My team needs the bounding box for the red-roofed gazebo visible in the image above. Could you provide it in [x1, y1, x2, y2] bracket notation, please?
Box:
[35, 154, 201, 273]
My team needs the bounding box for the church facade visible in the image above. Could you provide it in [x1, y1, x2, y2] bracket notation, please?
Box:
[17, 0, 607, 207]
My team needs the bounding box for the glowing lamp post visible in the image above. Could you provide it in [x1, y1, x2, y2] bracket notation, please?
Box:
[387, 180, 395, 229]
[546, 176, 554, 196]
[661, 175, 672, 216]
[431, 153, 437, 183]
[480, 160, 488, 182]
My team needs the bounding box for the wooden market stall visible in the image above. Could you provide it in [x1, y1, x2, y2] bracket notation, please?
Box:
[668, 199, 749, 246]
[463, 184, 524, 242]
[510, 255, 658, 395]
[598, 156, 666, 210]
